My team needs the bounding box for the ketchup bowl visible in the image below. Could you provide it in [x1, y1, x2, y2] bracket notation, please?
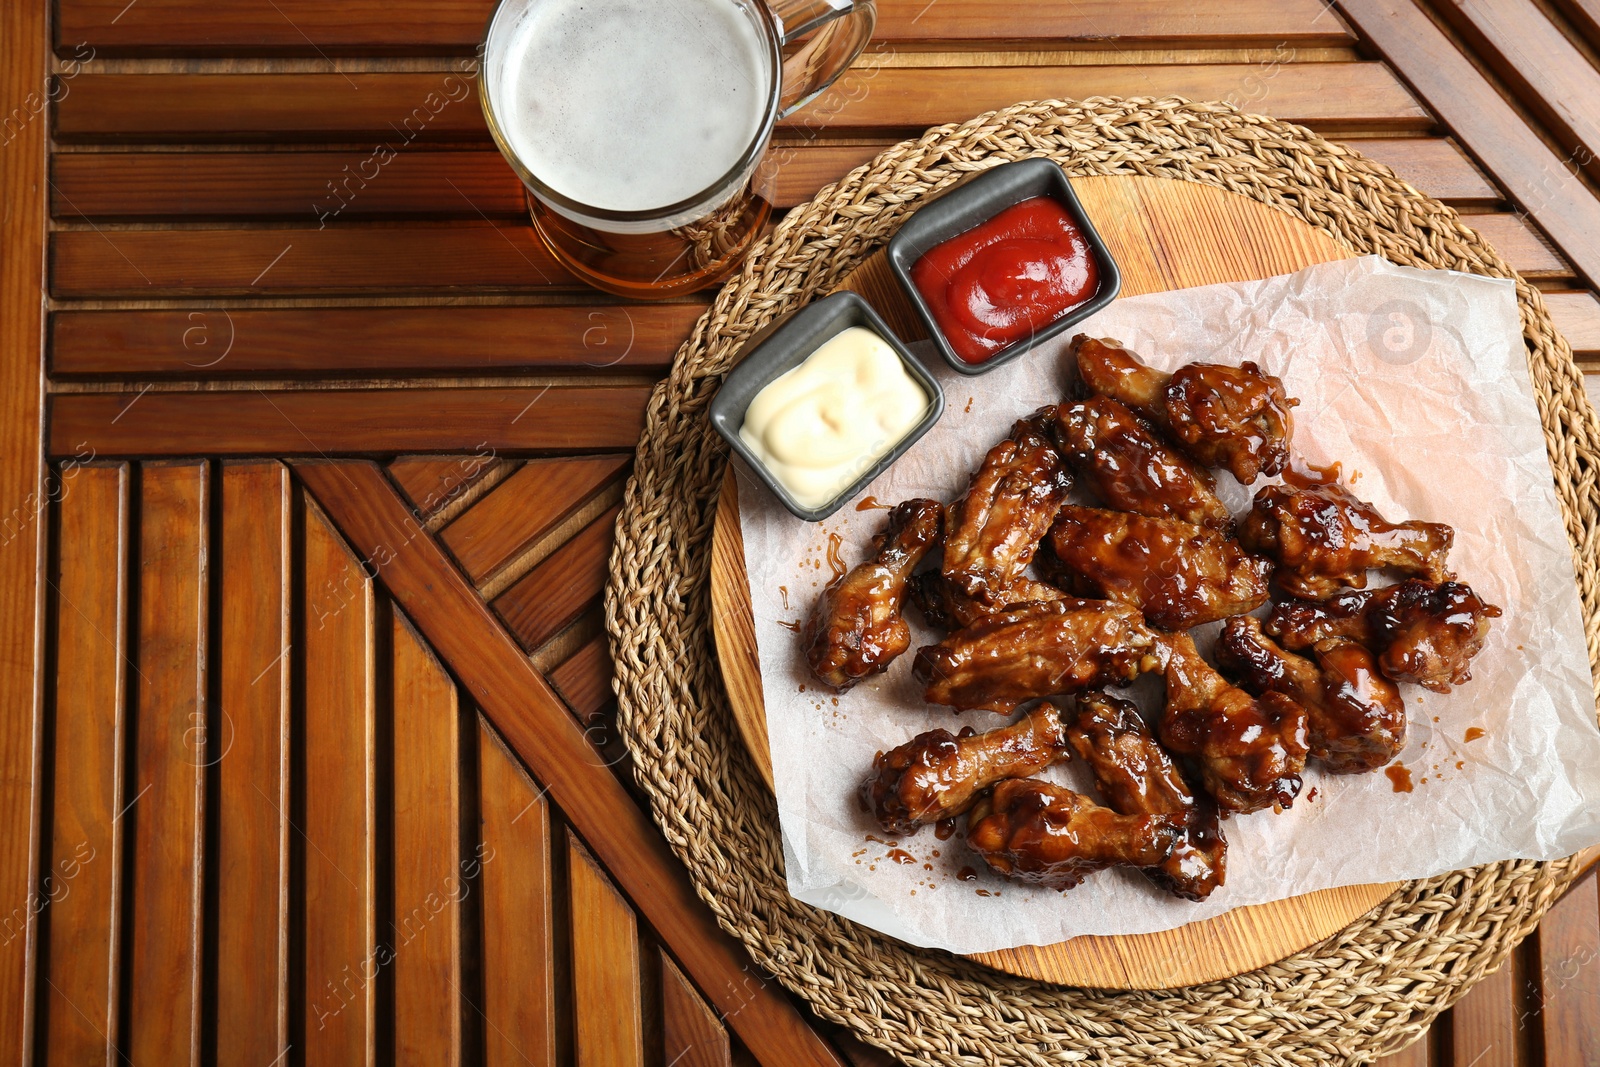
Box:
[886, 158, 1122, 375]
[709, 291, 945, 522]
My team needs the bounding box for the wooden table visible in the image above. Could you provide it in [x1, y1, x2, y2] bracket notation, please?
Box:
[0, 1, 1596, 1064]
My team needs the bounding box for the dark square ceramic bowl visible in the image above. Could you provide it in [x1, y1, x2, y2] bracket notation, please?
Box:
[886, 157, 1122, 376]
[709, 291, 944, 522]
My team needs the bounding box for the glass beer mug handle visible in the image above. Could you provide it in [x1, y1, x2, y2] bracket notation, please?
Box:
[767, 0, 877, 117]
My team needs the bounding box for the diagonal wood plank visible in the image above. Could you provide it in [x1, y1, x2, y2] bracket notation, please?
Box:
[125, 461, 208, 1067]
[1337, 0, 1600, 288]
[291, 459, 843, 1067]
[493, 504, 621, 651]
[214, 462, 292, 1066]
[443, 458, 627, 584]
[388, 455, 503, 520]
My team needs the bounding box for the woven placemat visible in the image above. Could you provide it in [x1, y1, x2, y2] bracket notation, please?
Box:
[605, 98, 1600, 1066]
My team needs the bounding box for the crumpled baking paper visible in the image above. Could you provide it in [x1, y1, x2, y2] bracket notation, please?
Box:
[731, 255, 1600, 954]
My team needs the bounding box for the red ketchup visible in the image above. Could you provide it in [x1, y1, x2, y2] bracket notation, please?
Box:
[910, 196, 1099, 364]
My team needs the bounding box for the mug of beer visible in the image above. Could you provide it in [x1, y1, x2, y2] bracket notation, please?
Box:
[481, 0, 876, 298]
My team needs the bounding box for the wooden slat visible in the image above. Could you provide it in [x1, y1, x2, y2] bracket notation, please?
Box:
[547, 634, 616, 723]
[57, 0, 1355, 54]
[214, 462, 291, 1066]
[55, 64, 1427, 144]
[441, 457, 627, 583]
[1336, 0, 1600, 288]
[1545, 291, 1600, 359]
[1450, 955, 1522, 1067]
[40, 465, 127, 1063]
[786, 62, 1427, 131]
[125, 461, 207, 1067]
[54, 208, 1565, 304]
[1374, 1035, 1431, 1066]
[661, 952, 731, 1067]
[56, 72, 488, 143]
[476, 719, 557, 1067]
[493, 504, 620, 652]
[51, 225, 574, 298]
[390, 611, 463, 1066]
[1435, 0, 1600, 187]
[48, 386, 650, 458]
[1554, 0, 1600, 52]
[301, 502, 376, 1063]
[567, 832, 644, 1067]
[1350, 137, 1500, 204]
[388, 455, 501, 519]
[49, 306, 689, 379]
[1467, 213, 1571, 279]
[0, 0, 48, 1057]
[51, 150, 526, 221]
[1538, 869, 1600, 1066]
[291, 460, 844, 1067]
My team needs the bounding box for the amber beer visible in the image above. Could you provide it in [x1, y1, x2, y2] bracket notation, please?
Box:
[481, 0, 876, 298]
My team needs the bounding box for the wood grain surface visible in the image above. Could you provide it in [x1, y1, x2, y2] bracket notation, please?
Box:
[4, 0, 1599, 1061]
[709, 174, 1400, 989]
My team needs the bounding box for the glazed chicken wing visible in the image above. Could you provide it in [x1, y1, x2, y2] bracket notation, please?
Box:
[1265, 579, 1501, 693]
[908, 570, 1065, 632]
[966, 779, 1185, 891]
[1067, 693, 1226, 901]
[1217, 615, 1404, 774]
[862, 704, 1070, 836]
[914, 598, 1164, 713]
[1160, 632, 1308, 814]
[1052, 397, 1232, 530]
[1073, 334, 1169, 412]
[1073, 335, 1297, 483]
[1042, 505, 1273, 631]
[1239, 482, 1453, 600]
[804, 499, 943, 690]
[941, 409, 1073, 604]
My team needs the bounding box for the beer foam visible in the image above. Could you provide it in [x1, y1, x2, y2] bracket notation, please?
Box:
[495, 0, 772, 213]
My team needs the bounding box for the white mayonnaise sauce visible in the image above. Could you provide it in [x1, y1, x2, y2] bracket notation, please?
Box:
[738, 327, 929, 509]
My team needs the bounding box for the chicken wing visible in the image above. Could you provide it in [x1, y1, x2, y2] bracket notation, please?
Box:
[914, 598, 1164, 713]
[966, 779, 1185, 890]
[1265, 579, 1501, 693]
[941, 409, 1073, 603]
[1217, 615, 1404, 774]
[1073, 334, 1169, 412]
[908, 570, 1065, 632]
[862, 704, 1070, 835]
[1052, 396, 1233, 529]
[1042, 505, 1273, 631]
[1067, 692, 1226, 900]
[804, 499, 943, 690]
[1160, 632, 1308, 814]
[1073, 335, 1297, 483]
[1239, 482, 1453, 599]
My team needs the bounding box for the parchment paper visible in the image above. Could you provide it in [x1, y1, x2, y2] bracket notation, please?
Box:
[732, 255, 1600, 954]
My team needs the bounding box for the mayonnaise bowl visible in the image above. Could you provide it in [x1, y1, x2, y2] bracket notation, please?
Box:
[710, 292, 944, 521]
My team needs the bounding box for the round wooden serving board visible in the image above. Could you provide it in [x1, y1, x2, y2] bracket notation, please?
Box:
[709, 174, 1401, 990]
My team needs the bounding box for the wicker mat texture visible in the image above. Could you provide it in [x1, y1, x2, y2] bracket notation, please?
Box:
[605, 98, 1600, 1066]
